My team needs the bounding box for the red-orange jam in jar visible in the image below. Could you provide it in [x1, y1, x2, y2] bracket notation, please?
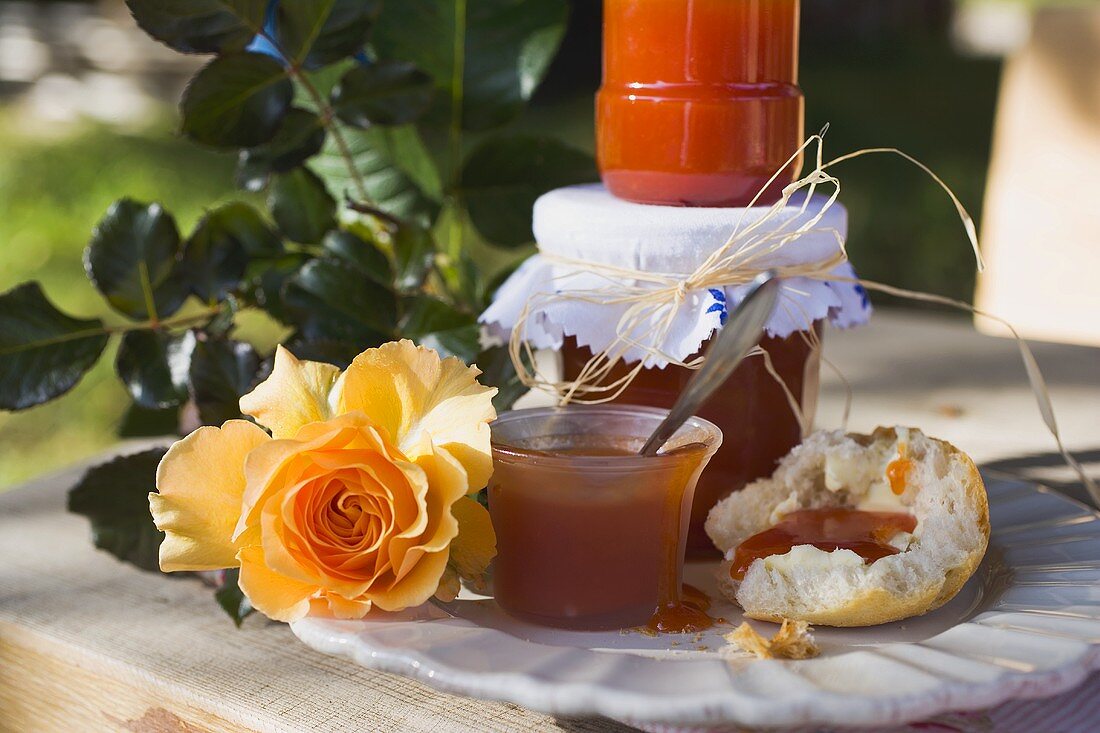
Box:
[562, 324, 821, 557]
[598, 0, 804, 206]
[488, 405, 721, 631]
[730, 508, 918, 581]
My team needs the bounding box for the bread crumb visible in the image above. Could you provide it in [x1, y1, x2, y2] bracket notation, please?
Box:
[725, 620, 820, 660]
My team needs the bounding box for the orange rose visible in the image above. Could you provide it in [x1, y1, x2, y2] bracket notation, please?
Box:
[149, 341, 497, 622]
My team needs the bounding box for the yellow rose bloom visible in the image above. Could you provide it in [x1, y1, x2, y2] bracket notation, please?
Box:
[149, 340, 498, 622]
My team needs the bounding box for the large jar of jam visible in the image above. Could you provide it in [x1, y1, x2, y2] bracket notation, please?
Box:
[598, 0, 804, 207]
[562, 326, 820, 557]
[484, 185, 862, 557]
[479, 185, 868, 556]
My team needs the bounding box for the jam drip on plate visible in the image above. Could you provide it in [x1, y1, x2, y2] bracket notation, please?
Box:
[731, 508, 918, 581]
[647, 583, 715, 634]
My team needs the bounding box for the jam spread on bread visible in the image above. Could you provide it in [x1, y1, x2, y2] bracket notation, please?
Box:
[886, 444, 913, 496]
[730, 509, 918, 581]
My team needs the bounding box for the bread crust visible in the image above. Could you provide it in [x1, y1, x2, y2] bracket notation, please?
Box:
[707, 427, 990, 627]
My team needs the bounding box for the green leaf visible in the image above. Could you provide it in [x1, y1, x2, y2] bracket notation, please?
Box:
[400, 295, 475, 334]
[436, 248, 483, 312]
[204, 202, 284, 258]
[204, 296, 241, 338]
[240, 254, 309, 325]
[284, 258, 397, 344]
[125, 0, 267, 54]
[236, 108, 327, 191]
[276, 0, 381, 68]
[181, 53, 293, 149]
[293, 59, 358, 105]
[182, 203, 284, 302]
[115, 330, 196, 409]
[117, 403, 180, 439]
[189, 338, 262, 426]
[476, 345, 528, 412]
[377, 125, 445, 203]
[333, 62, 435, 128]
[461, 135, 596, 247]
[392, 224, 436, 293]
[399, 296, 480, 363]
[268, 168, 337, 243]
[68, 449, 167, 573]
[0, 283, 110, 411]
[372, 0, 568, 131]
[310, 123, 440, 222]
[283, 335, 362, 370]
[215, 568, 254, 627]
[323, 230, 392, 286]
[85, 199, 188, 320]
[181, 216, 249, 303]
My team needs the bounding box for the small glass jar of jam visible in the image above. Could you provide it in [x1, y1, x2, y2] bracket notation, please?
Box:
[598, 0, 804, 207]
[488, 405, 721, 631]
[562, 325, 821, 558]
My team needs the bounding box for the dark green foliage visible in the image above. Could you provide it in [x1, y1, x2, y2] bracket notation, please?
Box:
[181, 212, 252, 302]
[400, 296, 480, 363]
[268, 168, 337, 243]
[284, 257, 397, 343]
[476, 345, 530, 413]
[392, 224, 436, 293]
[115, 330, 196, 409]
[117, 404, 181, 439]
[0, 0, 586, 611]
[0, 283, 111, 411]
[182, 54, 293, 148]
[68, 449, 168, 573]
[202, 202, 284, 258]
[85, 199, 187, 320]
[462, 136, 598, 247]
[282, 336, 363, 370]
[333, 62, 435, 128]
[322, 230, 392, 286]
[215, 568, 255, 627]
[371, 0, 569, 131]
[236, 109, 327, 191]
[276, 0, 381, 68]
[189, 337, 263, 425]
[125, 0, 268, 55]
[310, 123, 441, 223]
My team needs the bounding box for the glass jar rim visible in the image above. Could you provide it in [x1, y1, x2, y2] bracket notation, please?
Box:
[490, 404, 722, 470]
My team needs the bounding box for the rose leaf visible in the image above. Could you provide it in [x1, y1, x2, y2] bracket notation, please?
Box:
[68, 449, 168, 573]
[0, 282, 111, 411]
[181, 53, 293, 149]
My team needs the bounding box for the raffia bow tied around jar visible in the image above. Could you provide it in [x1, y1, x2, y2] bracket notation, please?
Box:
[480, 134, 1099, 505]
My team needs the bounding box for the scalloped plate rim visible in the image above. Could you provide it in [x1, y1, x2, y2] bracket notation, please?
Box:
[291, 472, 1100, 729]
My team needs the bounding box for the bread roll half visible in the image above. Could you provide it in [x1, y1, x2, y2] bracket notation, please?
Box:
[705, 427, 989, 627]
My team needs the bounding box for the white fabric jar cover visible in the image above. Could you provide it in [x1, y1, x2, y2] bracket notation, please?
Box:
[480, 184, 872, 368]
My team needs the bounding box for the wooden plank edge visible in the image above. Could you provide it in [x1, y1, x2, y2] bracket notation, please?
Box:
[0, 620, 260, 733]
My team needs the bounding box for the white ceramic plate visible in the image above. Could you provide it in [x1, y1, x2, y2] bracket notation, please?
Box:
[292, 473, 1100, 730]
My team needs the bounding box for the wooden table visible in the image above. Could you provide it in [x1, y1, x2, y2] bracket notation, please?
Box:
[2, 311, 1098, 732]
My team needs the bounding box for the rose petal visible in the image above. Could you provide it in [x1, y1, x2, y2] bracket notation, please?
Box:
[367, 546, 449, 612]
[449, 496, 497, 583]
[323, 592, 373, 620]
[240, 345, 341, 439]
[236, 416, 370, 539]
[338, 340, 497, 493]
[237, 545, 315, 623]
[150, 421, 270, 572]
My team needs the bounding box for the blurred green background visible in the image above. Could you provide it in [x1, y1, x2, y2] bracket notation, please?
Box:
[0, 0, 1002, 489]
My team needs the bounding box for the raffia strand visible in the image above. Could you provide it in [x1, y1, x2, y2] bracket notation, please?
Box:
[504, 134, 1098, 503]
